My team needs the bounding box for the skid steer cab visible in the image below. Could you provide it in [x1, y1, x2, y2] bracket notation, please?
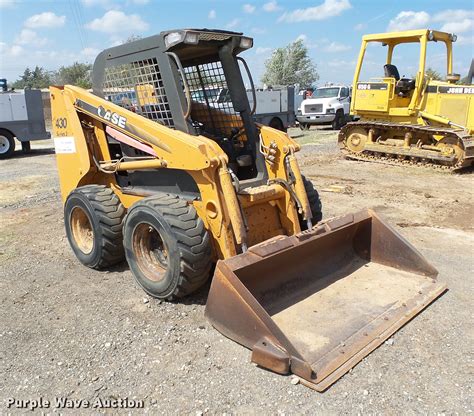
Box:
[50, 28, 446, 391]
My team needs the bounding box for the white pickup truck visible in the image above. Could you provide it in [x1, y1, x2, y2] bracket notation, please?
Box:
[297, 85, 351, 130]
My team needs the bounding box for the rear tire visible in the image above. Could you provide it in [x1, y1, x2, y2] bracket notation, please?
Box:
[269, 117, 285, 131]
[302, 175, 322, 224]
[0, 130, 15, 159]
[123, 194, 212, 300]
[64, 185, 125, 269]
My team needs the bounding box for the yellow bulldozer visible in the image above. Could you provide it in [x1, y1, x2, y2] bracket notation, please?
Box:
[339, 29, 473, 171]
[50, 29, 446, 391]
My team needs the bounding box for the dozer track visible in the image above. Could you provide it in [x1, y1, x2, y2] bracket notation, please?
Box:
[339, 121, 474, 172]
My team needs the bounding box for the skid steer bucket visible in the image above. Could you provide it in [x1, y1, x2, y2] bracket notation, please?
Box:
[205, 209, 446, 391]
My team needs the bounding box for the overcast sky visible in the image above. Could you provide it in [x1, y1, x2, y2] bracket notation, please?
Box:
[0, 0, 473, 86]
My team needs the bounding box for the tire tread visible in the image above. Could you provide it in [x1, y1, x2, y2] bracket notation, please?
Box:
[71, 185, 125, 268]
[302, 175, 323, 223]
[129, 194, 211, 299]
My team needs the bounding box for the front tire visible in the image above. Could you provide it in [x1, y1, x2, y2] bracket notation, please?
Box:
[299, 123, 309, 131]
[123, 194, 212, 300]
[302, 175, 322, 224]
[332, 110, 345, 130]
[21, 141, 31, 153]
[0, 130, 15, 159]
[64, 185, 125, 269]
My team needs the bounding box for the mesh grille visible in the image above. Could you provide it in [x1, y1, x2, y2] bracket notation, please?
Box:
[184, 60, 243, 138]
[103, 58, 174, 127]
[198, 32, 232, 42]
[304, 103, 323, 114]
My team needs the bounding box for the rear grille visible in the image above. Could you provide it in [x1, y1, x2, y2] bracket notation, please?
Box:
[198, 33, 232, 41]
[304, 104, 323, 114]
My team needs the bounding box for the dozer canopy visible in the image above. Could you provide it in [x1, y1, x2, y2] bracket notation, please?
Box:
[206, 209, 446, 390]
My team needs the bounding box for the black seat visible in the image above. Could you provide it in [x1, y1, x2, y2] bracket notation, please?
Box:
[384, 64, 415, 97]
[384, 64, 400, 81]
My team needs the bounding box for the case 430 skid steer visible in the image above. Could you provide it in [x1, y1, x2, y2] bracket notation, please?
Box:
[340, 29, 474, 171]
[50, 29, 446, 391]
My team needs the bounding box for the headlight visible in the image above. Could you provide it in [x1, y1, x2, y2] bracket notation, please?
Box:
[164, 31, 185, 48]
[184, 32, 199, 45]
[326, 108, 335, 114]
[240, 37, 253, 49]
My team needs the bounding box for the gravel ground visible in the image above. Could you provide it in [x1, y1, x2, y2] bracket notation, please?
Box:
[0, 132, 473, 415]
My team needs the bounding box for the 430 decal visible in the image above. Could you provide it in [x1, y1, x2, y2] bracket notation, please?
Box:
[55, 117, 67, 129]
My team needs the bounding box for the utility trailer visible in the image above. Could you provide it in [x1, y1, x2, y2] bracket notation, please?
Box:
[248, 86, 303, 131]
[0, 86, 51, 158]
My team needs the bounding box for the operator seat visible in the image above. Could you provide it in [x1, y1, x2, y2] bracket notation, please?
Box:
[384, 64, 415, 97]
[384, 64, 400, 81]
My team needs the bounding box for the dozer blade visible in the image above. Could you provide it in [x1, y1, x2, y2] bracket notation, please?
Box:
[205, 209, 447, 391]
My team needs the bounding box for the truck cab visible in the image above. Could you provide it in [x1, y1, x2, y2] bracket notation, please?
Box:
[297, 85, 351, 130]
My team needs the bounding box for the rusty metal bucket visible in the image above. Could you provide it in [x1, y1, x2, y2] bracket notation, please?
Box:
[205, 209, 446, 391]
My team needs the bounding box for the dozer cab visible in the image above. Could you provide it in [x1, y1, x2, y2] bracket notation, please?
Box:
[339, 29, 474, 171]
[50, 29, 446, 391]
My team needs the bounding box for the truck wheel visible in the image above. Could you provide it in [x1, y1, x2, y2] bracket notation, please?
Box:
[302, 175, 322, 224]
[269, 117, 285, 131]
[332, 110, 345, 130]
[64, 185, 125, 269]
[123, 194, 212, 300]
[0, 130, 15, 159]
[299, 123, 309, 131]
[21, 141, 31, 153]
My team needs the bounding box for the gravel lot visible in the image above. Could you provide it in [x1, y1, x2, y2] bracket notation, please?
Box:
[0, 130, 472, 415]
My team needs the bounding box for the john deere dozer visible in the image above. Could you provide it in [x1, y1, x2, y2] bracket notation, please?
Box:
[340, 29, 473, 171]
[50, 29, 446, 391]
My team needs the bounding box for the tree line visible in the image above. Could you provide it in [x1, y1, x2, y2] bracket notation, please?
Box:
[11, 62, 93, 90]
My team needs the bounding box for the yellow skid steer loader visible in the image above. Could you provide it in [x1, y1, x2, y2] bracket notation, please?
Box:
[50, 29, 446, 391]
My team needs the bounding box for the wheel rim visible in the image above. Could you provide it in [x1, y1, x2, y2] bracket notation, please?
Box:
[0, 136, 10, 155]
[132, 222, 168, 282]
[70, 207, 94, 254]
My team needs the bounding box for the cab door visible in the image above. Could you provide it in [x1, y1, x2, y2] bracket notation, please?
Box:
[339, 87, 351, 113]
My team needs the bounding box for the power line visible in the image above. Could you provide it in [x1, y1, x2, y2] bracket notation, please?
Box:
[69, 0, 85, 51]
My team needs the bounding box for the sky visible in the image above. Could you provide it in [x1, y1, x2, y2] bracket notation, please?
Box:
[0, 0, 473, 87]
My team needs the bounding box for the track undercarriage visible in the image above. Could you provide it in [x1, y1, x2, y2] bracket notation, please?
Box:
[339, 121, 474, 172]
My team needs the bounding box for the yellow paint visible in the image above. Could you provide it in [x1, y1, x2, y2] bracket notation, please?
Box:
[351, 29, 473, 136]
[50, 85, 309, 262]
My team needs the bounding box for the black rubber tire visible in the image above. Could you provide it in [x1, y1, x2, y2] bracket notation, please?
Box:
[332, 110, 345, 130]
[269, 117, 285, 131]
[21, 141, 31, 153]
[302, 175, 322, 224]
[64, 185, 125, 269]
[123, 194, 212, 300]
[299, 123, 309, 131]
[0, 130, 15, 159]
